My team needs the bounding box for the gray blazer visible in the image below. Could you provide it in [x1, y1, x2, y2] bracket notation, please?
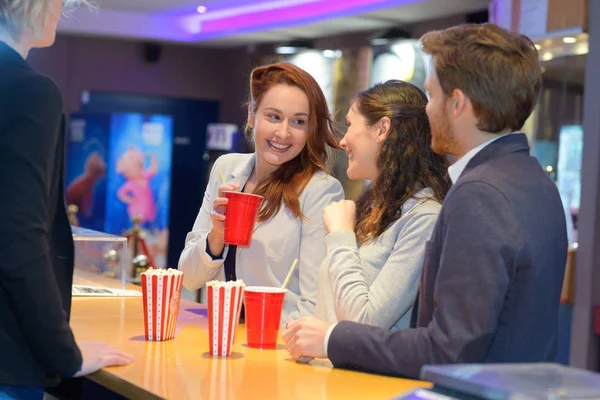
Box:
[316, 188, 441, 331]
[327, 133, 568, 378]
[178, 153, 345, 323]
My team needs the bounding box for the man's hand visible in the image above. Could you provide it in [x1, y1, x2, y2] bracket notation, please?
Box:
[282, 317, 333, 360]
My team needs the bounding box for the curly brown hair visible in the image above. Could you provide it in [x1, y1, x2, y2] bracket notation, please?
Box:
[354, 80, 451, 244]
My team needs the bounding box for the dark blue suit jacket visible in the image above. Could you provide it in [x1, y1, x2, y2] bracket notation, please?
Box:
[327, 133, 568, 378]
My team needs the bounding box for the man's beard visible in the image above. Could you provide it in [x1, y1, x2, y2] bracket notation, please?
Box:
[430, 107, 458, 156]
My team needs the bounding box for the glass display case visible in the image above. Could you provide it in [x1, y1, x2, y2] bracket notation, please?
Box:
[72, 226, 128, 290]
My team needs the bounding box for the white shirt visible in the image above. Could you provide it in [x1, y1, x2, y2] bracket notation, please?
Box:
[448, 134, 511, 184]
[178, 153, 345, 325]
[322, 133, 511, 357]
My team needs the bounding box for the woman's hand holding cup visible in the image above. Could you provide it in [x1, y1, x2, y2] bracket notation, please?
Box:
[207, 182, 240, 256]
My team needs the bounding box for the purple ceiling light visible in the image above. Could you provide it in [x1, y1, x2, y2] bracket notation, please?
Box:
[179, 0, 425, 41]
[58, 0, 426, 43]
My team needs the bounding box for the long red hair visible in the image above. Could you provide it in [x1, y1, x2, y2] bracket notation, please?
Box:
[247, 62, 340, 222]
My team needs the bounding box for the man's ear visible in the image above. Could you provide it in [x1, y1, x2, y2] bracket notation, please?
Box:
[450, 88, 469, 117]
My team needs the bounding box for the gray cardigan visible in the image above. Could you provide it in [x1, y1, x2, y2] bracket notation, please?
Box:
[315, 188, 441, 331]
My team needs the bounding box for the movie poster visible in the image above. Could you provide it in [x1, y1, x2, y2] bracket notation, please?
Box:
[104, 113, 174, 270]
[65, 114, 109, 231]
[66, 113, 173, 276]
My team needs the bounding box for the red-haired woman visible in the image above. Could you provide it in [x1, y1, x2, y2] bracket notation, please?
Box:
[179, 63, 344, 323]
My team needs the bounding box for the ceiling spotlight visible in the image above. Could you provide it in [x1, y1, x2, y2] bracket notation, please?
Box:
[322, 49, 342, 58]
[563, 37, 576, 44]
[372, 38, 390, 45]
[542, 52, 553, 61]
[276, 46, 297, 55]
[197, 5, 207, 13]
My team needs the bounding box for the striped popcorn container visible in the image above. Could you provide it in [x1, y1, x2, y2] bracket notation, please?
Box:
[141, 268, 184, 341]
[206, 280, 245, 357]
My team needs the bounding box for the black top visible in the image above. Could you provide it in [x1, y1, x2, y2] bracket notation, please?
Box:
[206, 183, 246, 319]
[0, 42, 82, 387]
[205, 183, 245, 283]
[328, 133, 568, 378]
[224, 245, 238, 282]
[224, 244, 244, 320]
[206, 240, 244, 320]
[205, 233, 238, 281]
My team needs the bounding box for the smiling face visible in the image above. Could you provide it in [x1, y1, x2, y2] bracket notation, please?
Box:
[340, 103, 381, 181]
[248, 84, 310, 170]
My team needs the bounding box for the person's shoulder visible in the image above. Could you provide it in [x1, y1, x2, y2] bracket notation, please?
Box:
[393, 195, 441, 233]
[412, 197, 442, 216]
[410, 188, 442, 213]
[442, 179, 511, 221]
[460, 150, 533, 187]
[451, 176, 506, 199]
[13, 69, 61, 103]
[298, 171, 344, 210]
[3, 69, 62, 115]
[213, 152, 252, 172]
[215, 152, 251, 164]
[305, 170, 344, 194]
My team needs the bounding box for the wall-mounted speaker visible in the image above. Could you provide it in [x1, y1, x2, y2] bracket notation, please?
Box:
[142, 42, 163, 64]
[466, 9, 489, 24]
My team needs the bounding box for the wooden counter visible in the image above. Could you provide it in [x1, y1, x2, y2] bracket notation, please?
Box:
[70, 272, 429, 399]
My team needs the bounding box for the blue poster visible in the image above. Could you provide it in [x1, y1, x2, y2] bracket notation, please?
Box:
[65, 114, 110, 231]
[105, 113, 174, 269]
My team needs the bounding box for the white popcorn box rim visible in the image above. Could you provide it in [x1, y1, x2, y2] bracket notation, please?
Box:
[206, 279, 245, 289]
[142, 267, 183, 277]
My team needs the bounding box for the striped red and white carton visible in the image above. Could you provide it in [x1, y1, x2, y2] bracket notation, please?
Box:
[206, 280, 245, 357]
[141, 268, 184, 341]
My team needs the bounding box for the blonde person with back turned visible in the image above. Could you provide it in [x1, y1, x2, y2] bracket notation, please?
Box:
[0, 1, 132, 399]
[179, 63, 344, 324]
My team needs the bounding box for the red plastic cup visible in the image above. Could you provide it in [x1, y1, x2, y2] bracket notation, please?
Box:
[224, 192, 263, 247]
[244, 286, 287, 349]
